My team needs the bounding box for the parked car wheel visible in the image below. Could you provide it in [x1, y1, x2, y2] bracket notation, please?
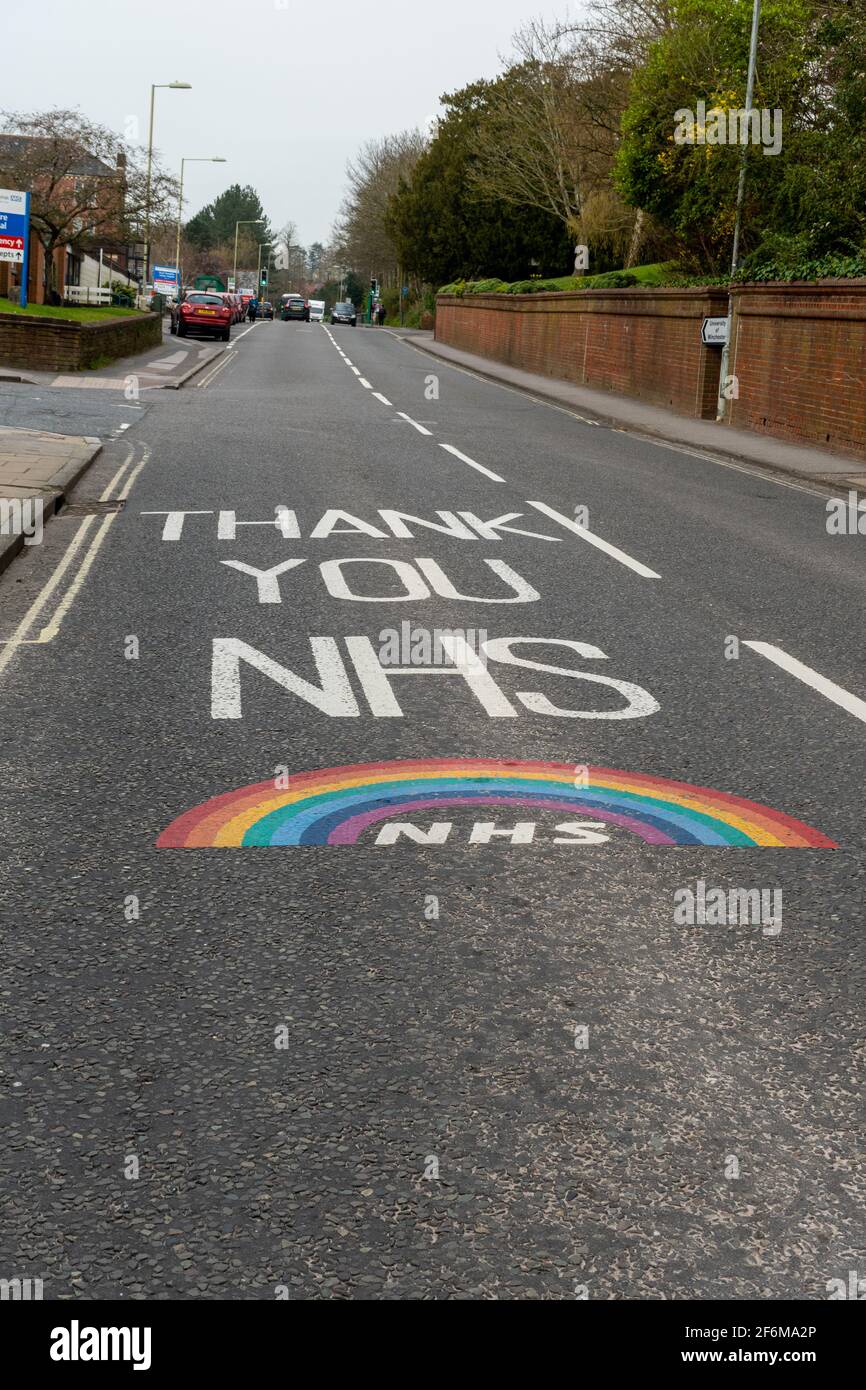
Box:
[177, 322, 187, 337]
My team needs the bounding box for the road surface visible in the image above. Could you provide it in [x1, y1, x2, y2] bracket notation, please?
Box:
[0, 317, 863, 1300]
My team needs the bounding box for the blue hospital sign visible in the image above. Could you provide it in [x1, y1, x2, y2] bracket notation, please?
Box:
[0, 188, 29, 265]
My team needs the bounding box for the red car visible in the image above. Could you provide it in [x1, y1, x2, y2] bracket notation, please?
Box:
[170, 291, 232, 341]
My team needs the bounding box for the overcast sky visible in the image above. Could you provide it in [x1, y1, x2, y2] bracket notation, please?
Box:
[6, 0, 574, 248]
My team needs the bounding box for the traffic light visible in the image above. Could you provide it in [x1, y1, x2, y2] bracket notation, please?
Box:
[370, 277, 377, 295]
[260, 267, 268, 289]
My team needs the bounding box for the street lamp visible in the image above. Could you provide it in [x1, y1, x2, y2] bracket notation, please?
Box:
[175, 157, 226, 291]
[233, 219, 264, 290]
[716, 0, 761, 421]
[144, 81, 191, 287]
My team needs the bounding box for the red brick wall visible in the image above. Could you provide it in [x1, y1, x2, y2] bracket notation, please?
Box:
[435, 288, 730, 418]
[435, 282, 866, 456]
[728, 282, 866, 457]
[0, 311, 161, 371]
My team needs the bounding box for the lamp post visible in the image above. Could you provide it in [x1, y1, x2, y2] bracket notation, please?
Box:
[233, 219, 264, 291]
[716, 0, 761, 421]
[144, 81, 191, 288]
[175, 157, 226, 292]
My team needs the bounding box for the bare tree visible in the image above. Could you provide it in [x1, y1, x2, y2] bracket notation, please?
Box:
[0, 107, 176, 299]
[467, 22, 605, 243]
[335, 129, 426, 286]
[274, 220, 297, 271]
[467, 7, 674, 266]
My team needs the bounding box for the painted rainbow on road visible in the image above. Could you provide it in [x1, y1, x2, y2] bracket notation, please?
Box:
[157, 758, 836, 847]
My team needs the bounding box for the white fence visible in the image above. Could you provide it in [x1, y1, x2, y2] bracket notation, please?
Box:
[65, 285, 112, 305]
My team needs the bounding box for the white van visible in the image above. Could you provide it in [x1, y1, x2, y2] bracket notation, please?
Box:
[308, 299, 325, 322]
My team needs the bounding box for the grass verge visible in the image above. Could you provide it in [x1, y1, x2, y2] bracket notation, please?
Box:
[0, 298, 146, 322]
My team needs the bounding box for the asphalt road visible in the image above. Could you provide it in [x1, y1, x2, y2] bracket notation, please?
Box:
[0, 317, 863, 1301]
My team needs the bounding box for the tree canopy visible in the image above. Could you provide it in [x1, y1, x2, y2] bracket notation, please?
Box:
[386, 80, 572, 287]
[185, 183, 272, 255]
[614, 0, 866, 272]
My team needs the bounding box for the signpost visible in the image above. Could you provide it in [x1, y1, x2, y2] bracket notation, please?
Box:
[701, 316, 729, 346]
[0, 188, 30, 308]
[153, 264, 180, 299]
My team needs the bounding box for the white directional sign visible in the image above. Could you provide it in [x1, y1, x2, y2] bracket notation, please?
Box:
[0, 188, 29, 265]
[701, 316, 729, 346]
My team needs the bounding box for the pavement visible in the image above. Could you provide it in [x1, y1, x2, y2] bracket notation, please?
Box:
[0, 320, 246, 570]
[0, 425, 101, 574]
[0, 317, 224, 392]
[401, 329, 866, 488]
[0, 317, 863, 1301]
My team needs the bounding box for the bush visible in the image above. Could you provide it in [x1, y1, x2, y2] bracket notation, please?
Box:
[504, 278, 561, 294]
[110, 280, 136, 307]
[580, 270, 639, 289]
[468, 277, 507, 293]
[734, 246, 866, 284]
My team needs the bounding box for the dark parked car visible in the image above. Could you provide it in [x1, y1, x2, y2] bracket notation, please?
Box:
[280, 294, 309, 322]
[170, 291, 232, 341]
[259, 301, 274, 320]
[330, 300, 357, 326]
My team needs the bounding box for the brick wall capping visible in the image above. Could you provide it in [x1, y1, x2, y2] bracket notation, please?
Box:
[437, 286, 728, 307]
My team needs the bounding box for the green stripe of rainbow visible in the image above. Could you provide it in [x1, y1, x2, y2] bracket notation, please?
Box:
[156, 758, 836, 847]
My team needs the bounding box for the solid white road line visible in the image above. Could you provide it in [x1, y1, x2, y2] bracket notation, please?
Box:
[37, 456, 148, 644]
[0, 518, 97, 673]
[373, 392, 392, 406]
[0, 447, 149, 674]
[398, 412, 433, 437]
[527, 500, 661, 579]
[744, 641, 866, 725]
[439, 441, 504, 481]
[197, 351, 237, 389]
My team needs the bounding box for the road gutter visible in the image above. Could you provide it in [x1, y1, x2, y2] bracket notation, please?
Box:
[0, 435, 102, 576]
[167, 346, 225, 390]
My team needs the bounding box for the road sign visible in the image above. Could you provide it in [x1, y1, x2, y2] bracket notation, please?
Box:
[227, 276, 236, 292]
[0, 188, 30, 306]
[193, 274, 225, 292]
[153, 264, 180, 296]
[701, 316, 729, 346]
[0, 188, 29, 267]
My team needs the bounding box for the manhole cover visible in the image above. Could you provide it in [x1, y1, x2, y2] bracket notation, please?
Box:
[61, 499, 126, 515]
